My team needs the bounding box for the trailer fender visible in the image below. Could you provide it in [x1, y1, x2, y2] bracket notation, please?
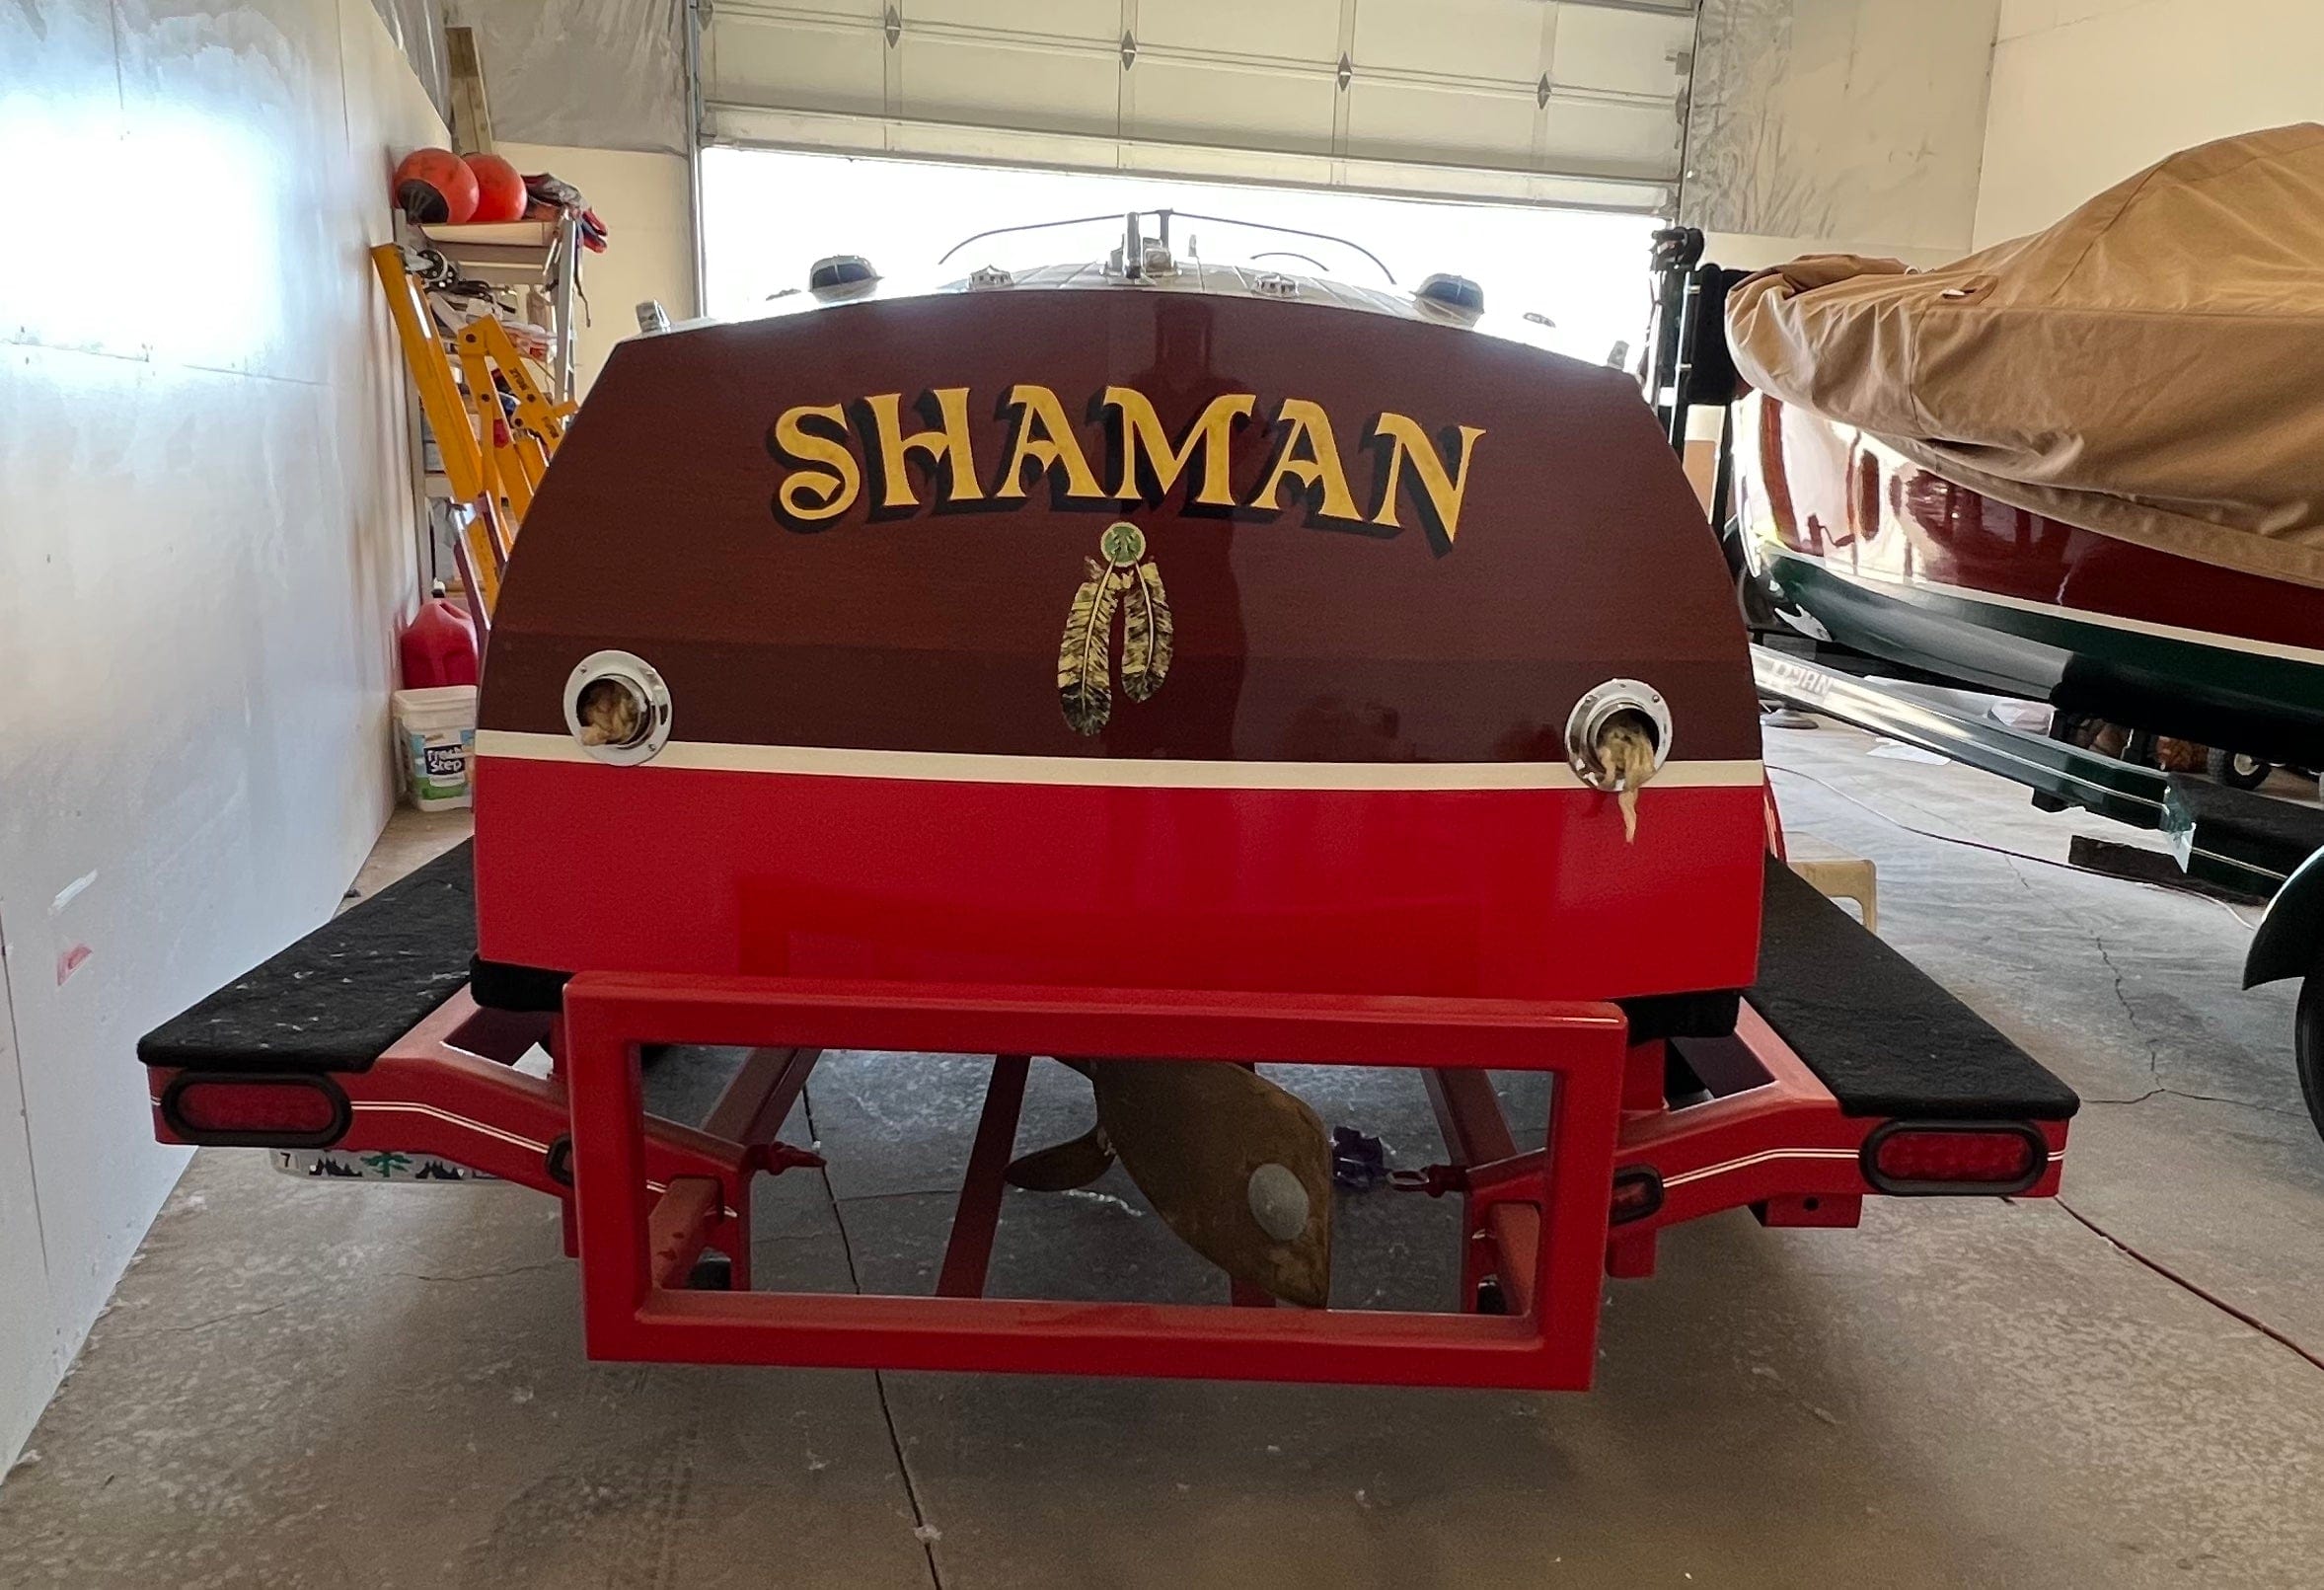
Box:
[2245, 846, 2324, 988]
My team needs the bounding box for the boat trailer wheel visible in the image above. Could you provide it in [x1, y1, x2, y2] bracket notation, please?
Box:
[2208, 747, 2273, 791]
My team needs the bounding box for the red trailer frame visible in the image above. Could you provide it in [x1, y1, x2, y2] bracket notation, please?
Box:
[145, 964, 2067, 1394]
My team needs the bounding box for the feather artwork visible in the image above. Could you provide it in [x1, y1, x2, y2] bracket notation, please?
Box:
[1058, 523, 1174, 735]
[1118, 559, 1174, 704]
[1057, 556, 1121, 735]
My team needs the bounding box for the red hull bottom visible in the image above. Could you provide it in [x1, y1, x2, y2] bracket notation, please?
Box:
[474, 758, 1766, 1003]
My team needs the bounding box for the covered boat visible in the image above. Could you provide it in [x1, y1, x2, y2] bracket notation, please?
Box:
[1724, 126, 2324, 765]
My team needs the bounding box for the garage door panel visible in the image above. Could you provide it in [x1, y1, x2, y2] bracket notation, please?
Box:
[719, 0, 874, 20]
[1551, 8, 1692, 101]
[901, 34, 1119, 137]
[1130, 57, 1340, 158]
[1345, 78, 1539, 169]
[703, 0, 1688, 211]
[1138, 0, 1343, 70]
[908, 0, 1115, 46]
[708, 9, 884, 118]
[1541, 97, 1682, 176]
[1353, 0, 1544, 86]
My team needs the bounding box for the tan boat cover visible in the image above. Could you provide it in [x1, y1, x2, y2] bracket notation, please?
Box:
[1725, 124, 2324, 590]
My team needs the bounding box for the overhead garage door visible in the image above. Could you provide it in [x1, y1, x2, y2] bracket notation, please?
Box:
[701, 0, 1696, 214]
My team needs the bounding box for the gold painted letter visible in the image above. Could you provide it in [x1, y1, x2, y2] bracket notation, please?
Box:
[1369, 414, 1485, 549]
[1106, 386, 1256, 506]
[995, 384, 1104, 500]
[769, 403, 862, 528]
[1249, 398, 1360, 522]
[862, 388, 985, 509]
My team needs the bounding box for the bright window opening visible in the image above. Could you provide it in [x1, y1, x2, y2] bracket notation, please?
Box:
[702, 147, 1660, 368]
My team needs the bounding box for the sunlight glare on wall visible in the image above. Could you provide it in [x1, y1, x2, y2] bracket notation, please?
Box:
[0, 102, 278, 371]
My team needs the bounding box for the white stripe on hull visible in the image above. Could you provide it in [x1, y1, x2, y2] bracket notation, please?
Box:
[476, 730, 1765, 792]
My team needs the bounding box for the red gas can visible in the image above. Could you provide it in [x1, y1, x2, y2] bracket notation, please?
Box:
[400, 582, 481, 688]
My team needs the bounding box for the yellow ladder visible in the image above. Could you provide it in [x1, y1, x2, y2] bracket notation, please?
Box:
[371, 243, 575, 618]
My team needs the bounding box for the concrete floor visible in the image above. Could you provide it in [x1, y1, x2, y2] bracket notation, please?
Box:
[5, 725, 2324, 1588]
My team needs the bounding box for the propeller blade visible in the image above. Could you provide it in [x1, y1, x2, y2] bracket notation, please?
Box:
[1087, 1060, 1332, 1308]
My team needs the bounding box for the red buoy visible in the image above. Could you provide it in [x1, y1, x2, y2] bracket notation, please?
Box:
[391, 147, 479, 225]
[400, 582, 481, 687]
[464, 153, 528, 224]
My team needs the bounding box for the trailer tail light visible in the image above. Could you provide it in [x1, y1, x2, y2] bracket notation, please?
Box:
[1861, 1122, 2046, 1195]
[1609, 1166, 1664, 1225]
[161, 1074, 349, 1149]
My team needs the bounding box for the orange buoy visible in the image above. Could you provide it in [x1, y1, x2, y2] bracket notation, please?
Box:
[391, 147, 478, 225]
[464, 153, 528, 224]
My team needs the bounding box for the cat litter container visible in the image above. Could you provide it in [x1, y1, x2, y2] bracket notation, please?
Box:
[393, 685, 478, 810]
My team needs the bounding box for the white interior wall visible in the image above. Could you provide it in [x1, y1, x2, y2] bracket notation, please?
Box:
[0, 982, 44, 1476]
[1684, 0, 2004, 267]
[1978, 0, 2324, 247]
[0, 0, 442, 1472]
[496, 142, 698, 394]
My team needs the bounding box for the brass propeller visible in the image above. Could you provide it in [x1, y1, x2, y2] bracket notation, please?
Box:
[1005, 1058, 1333, 1308]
